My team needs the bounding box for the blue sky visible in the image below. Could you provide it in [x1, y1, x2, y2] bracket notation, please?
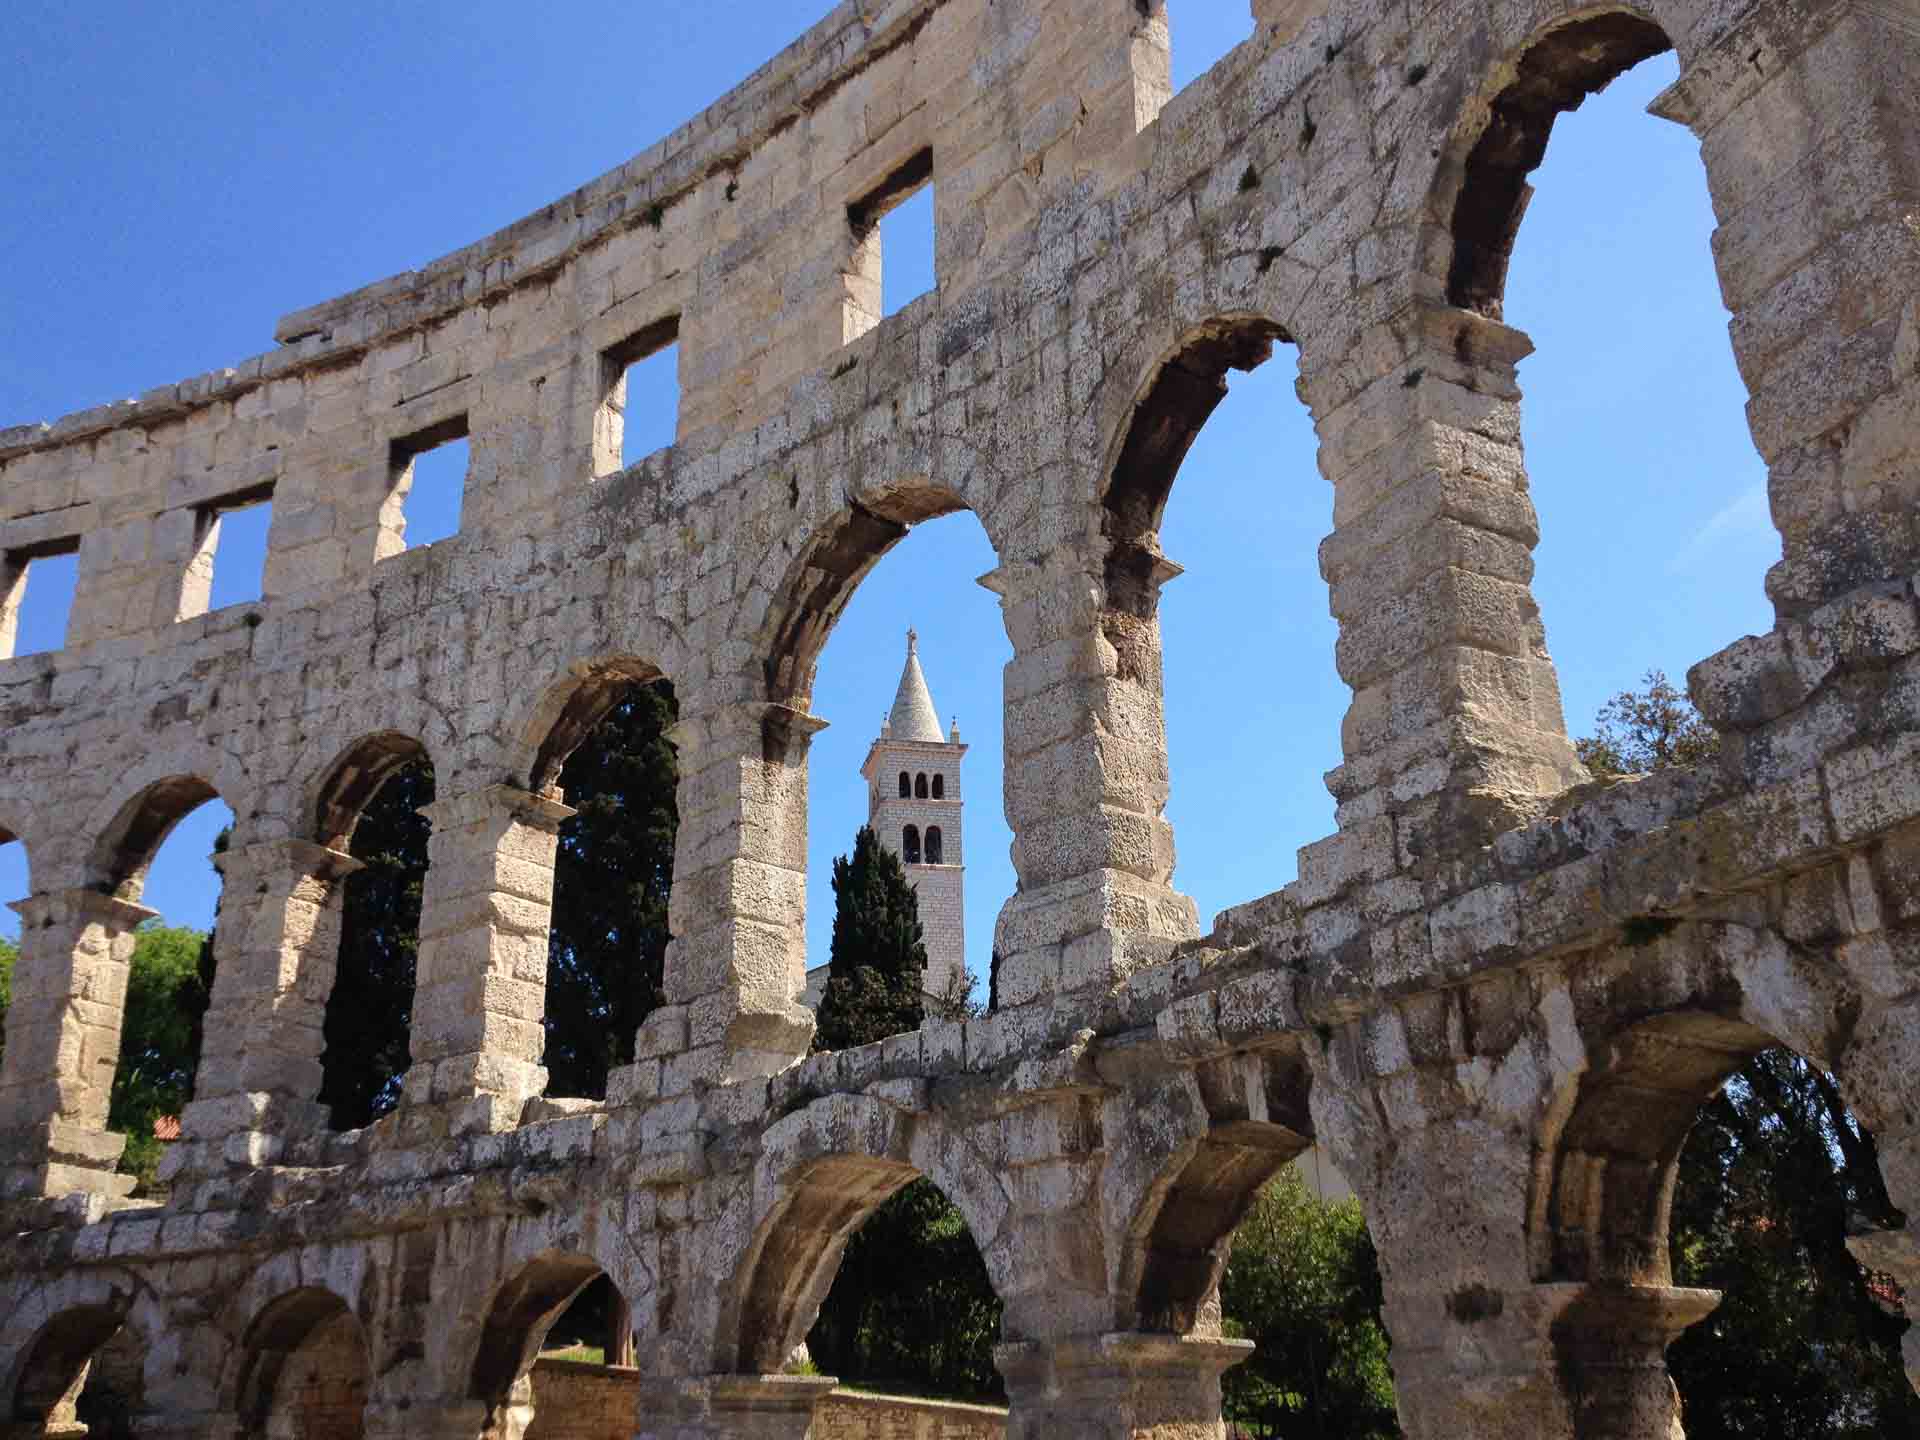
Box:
[0, 7, 1775, 1008]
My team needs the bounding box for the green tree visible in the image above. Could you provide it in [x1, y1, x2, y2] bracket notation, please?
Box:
[543, 682, 678, 1099]
[0, 934, 17, 1069]
[109, 922, 214, 1191]
[1575, 667, 1720, 778]
[813, 826, 927, 1053]
[1667, 1050, 1918, 1437]
[319, 758, 434, 1130]
[1221, 1169, 1400, 1438]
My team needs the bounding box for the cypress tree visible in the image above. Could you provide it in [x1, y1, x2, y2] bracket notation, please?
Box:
[814, 825, 926, 1052]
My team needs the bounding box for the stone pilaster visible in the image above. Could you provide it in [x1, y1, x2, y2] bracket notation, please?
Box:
[1652, 0, 1920, 621]
[173, 838, 362, 1169]
[1309, 301, 1586, 857]
[0, 889, 155, 1202]
[632, 1375, 837, 1440]
[642, 699, 819, 1094]
[995, 1333, 1250, 1440]
[987, 552, 1201, 1007]
[404, 784, 574, 1132]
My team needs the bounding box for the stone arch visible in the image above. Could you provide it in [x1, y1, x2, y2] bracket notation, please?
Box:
[931, 774, 943, 800]
[229, 1288, 371, 1439]
[925, 826, 943, 864]
[898, 771, 911, 798]
[758, 482, 977, 711]
[466, 1251, 612, 1430]
[0, 1268, 161, 1431]
[1532, 920, 1881, 1286]
[914, 772, 928, 799]
[520, 656, 672, 797]
[902, 824, 921, 864]
[1100, 316, 1293, 623]
[88, 772, 225, 899]
[712, 1094, 1013, 1375]
[1426, 7, 1674, 318]
[1110, 1048, 1317, 1335]
[312, 732, 435, 849]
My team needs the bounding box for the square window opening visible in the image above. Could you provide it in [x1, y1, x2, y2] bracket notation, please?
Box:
[1, 543, 79, 659]
[204, 491, 274, 611]
[600, 316, 681, 474]
[390, 417, 471, 552]
[849, 148, 935, 323]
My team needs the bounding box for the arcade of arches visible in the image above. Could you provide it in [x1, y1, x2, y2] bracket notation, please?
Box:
[3, 0, 1918, 1437]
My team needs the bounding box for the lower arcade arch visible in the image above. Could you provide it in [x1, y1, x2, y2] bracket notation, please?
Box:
[468, 1251, 626, 1433]
[232, 1288, 372, 1440]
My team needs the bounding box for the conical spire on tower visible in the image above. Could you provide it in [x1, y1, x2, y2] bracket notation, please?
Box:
[887, 628, 945, 742]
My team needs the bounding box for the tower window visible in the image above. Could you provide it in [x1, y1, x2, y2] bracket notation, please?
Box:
[899, 771, 911, 798]
[931, 774, 944, 800]
[915, 773, 929, 799]
[925, 826, 943, 865]
[902, 825, 921, 865]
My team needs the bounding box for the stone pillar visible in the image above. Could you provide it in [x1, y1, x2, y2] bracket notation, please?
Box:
[631, 1375, 836, 1440]
[1307, 302, 1585, 855]
[1651, 0, 1920, 621]
[174, 838, 362, 1169]
[995, 1334, 1250, 1440]
[0, 889, 155, 1202]
[986, 552, 1202, 1007]
[633, 699, 817, 1096]
[404, 785, 574, 1133]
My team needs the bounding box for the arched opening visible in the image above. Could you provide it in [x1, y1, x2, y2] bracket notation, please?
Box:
[1108, 320, 1343, 922]
[776, 496, 1006, 1025]
[319, 741, 433, 1130]
[531, 668, 678, 1102]
[470, 1255, 636, 1439]
[92, 778, 231, 1194]
[233, 1289, 370, 1440]
[1455, 21, 1772, 751]
[733, 1153, 1005, 1404]
[930, 774, 943, 800]
[924, 827, 942, 866]
[901, 825, 921, 866]
[1545, 1014, 1919, 1431]
[1119, 1051, 1393, 1433]
[7, 1303, 146, 1439]
[0, 820, 24, 1049]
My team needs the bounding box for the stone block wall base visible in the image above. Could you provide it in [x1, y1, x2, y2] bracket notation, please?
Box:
[633, 1375, 839, 1440]
[996, 1333, 1251, 1440]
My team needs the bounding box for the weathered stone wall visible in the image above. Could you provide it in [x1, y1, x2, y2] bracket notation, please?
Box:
[1, 0, 1916, 1438]
[523, 1362, 639, 1440]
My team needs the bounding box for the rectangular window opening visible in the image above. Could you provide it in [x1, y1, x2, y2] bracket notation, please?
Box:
[389, 416, 470, 552]
[1, 541, 80, 659]
[600, 316, 681, 474]
[193, 484, 275, 614]
[1166, 3, 1255, 93]
[848, 148, 935, 323]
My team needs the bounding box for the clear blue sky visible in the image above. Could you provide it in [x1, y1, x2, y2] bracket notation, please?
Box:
[0, 7, 1774, 1006]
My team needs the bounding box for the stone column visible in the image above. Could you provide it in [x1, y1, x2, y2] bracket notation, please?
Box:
[986, 551, 1202, 1007]
[1307, 302, 1586, 859]
[995, 1334, 1250, 1440]
[404, 785, 574, 1134]
[174, 838, 362, 1170]
[0, 889, 155, 1203]
[632, 1375, 836, 1440]
[1650, 0, 1920, 621]
[631, 699, 817, 1096]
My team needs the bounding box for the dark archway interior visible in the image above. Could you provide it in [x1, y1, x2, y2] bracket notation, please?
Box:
[11, 1304, 126, 1423]
[734, 1154, 920, 1374]
[529, 663, 667, 796]
[234, 1288, 367, 1433]
[1446, 12, 1672, 317]
[1546, 1011, 1772, 1285]
[315, 733, 431, 847]
[469, 1253, 607, 1417]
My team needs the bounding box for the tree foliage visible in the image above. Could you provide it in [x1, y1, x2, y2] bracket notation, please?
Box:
[109, 923, 215, 1191]
[319, 758, 434, 1130]
[0, 934, 15, 1069]
[1221, 1169, 1400, 1438]
[543, 682, 678, 1099]
[1668, 1049, 1919, 1437]
[813, 825, 927, 1052]
[1575, 667, 1720, 778]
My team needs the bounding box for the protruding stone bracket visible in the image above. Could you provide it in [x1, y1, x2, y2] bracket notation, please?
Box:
[1548, 1282, 1723, 1439]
